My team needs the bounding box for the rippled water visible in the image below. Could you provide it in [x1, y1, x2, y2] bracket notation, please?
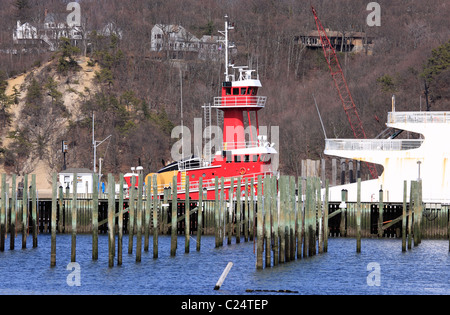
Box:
[0, 234, 448, 295]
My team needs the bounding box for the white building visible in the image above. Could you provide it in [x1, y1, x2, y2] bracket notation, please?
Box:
[150, 24, 223, 60]
[13, 11, 83, 51]
[59, 168, 93, 194]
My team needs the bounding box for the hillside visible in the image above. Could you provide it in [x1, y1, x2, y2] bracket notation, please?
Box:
[1, 56, 100, 194]
[0, 0, 449, 190]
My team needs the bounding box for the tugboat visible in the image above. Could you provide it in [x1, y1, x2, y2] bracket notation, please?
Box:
[125, 16, 278, 199]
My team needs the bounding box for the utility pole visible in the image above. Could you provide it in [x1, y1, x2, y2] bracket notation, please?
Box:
[92, 113, 112, 174]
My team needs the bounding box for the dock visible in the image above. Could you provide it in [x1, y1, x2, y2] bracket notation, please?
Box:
[0, 172, 449, 269]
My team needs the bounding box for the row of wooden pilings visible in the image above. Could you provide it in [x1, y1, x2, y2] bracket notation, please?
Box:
[1, 172, 449, 269]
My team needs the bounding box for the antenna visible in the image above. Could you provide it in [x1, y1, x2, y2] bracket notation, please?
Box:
[313, 94, 327, 139]
[218, 15, 234, 81]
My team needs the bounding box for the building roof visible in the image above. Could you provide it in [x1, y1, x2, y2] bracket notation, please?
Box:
[302, 29, 368, 39]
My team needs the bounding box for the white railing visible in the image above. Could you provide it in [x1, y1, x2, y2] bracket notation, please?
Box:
[223, 141, 260, 150]
[325, 138, 423, 151]
[213, 96, 267, 108]
[388, 112, 450, 124]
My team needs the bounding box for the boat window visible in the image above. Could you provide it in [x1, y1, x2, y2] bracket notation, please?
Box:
[252, 155, 259, 162]
[234, 155, 241, 162]
[241, 88, 247, 95]
[225, 87, 231, 95]
[251, 88, 258, 95]
[233, 88, 239, 95]
[244, 155, 250, 162]
[226, 152, 232, 163]
[260, 154, 271, 163]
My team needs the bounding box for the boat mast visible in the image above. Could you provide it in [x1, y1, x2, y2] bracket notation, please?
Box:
[219, 15, 234, 82]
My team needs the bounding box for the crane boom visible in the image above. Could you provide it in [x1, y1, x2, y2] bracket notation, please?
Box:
[311, 6, 378, 179]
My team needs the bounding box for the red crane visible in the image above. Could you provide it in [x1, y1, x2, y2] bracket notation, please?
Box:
[311, 6, 378, 179]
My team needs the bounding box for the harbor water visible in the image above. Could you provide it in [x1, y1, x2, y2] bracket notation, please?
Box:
[0, 234, 449, 295]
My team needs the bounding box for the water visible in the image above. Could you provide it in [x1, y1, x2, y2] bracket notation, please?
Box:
[0, 235, 449, 295]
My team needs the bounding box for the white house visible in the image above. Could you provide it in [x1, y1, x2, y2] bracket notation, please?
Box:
[59, 168, 93, 194]
[13, 11, 83, 51]
[13, 21, 38, 41]
[150, 24, 223, 60]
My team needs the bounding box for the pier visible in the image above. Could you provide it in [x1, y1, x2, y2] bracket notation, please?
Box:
[0, 172, 449, 269]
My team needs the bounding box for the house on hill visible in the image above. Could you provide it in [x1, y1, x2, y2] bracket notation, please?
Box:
[297, 29, 373, 54]
[150, 24, 223, 60]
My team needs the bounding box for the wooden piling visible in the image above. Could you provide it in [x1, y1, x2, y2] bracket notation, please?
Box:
[22, 174, 28, 249]
[128, 175, 136, 254]
[0, 174, 6, 252]
[378, 188, 384, 238]
[10, 174, 16, 250]
[92, 173, 98, 260]
[272, 176, 279, 265]
[256, 175, 264, 269]
[71, 172, 77, 262]
[297, 177, 303, 259]
[290, 177, 296, 259]
[108, 174, 115, 267]
[303, 178, 310, 257]
[144, 175, 151, 252]
[196, 177, 203, 251]
[227, 177, 234, 245]
[278, 176, 286, 263]
[249, 177, 254, 242]
[118, 174, 124, 265]
[264, 176, 271, 268]
[407, 181, 413, 249]
[214, 176, 219, 248]
[402, 180, 407, 252]
[356, 178, 361, 253]
[412, 181, 419, 247]
[285, 176, 291, 262]
[31, 174, 37, 248]
[244, 177, 249, 242]
[153, 174, 159, 258]
[324, 179, 329, 253]
[185, 176, 190, 253]
[220, 177, 225, 246]
[171, 175, 177, 256]
[58, 185, 63, 233]
[136, 174, 143, 262]
[236, 177, 241, 244]
[50, 173, 57, 266]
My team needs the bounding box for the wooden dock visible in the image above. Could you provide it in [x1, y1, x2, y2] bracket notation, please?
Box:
[0, 173, 449, 269]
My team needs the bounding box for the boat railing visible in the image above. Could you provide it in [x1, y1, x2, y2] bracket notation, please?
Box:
[176, 171, 271, 194]
[213, 96, 267, 108]
[388, 111, 450, 124]
[325, 138, 424, 151]
[222, 140, 263, 150]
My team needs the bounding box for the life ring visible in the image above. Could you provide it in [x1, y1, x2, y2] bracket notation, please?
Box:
[239, 167, 246, 175]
